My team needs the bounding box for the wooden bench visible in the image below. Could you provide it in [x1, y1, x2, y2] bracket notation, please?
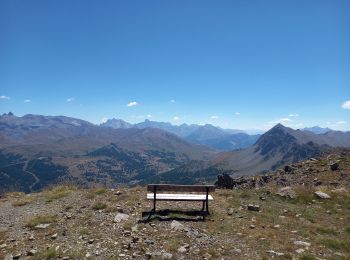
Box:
[147, 184, 215, 215]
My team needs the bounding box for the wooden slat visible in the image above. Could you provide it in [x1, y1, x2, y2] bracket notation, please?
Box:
[147, 184, 215, 192]
[147, 193, 214, 201]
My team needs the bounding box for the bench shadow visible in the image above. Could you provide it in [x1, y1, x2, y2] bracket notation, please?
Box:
[139, 209, 208, 223]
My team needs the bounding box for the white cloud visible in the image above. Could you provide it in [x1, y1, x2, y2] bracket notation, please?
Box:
[173, 116, 180, 121]
[66, 97, 75, 102]
[0, 95, 10, 100]
[342, 101, 350, 109]
[170, 99, 175, 103]
[210, 115, 218, 119]
[127, 101, 138, 107]
[24, 99, 31, 103]
[147, 114, 152, 118]
[101, 117, 108, 123]
[234, 112, 240, 116]
[336, 121, 347, 125]
[288, 113, 299, 117]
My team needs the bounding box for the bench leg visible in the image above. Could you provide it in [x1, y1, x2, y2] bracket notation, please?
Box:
[206, 198, 209, 215]
[201, 201, 205, 211]
[153, 199, 156, 212]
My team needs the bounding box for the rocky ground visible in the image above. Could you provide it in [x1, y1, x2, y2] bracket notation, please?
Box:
[0, 150, 349, 260]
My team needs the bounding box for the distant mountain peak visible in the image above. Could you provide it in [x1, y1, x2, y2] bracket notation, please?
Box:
[302, 126, 332, 134]
[100, 118, 133, 129]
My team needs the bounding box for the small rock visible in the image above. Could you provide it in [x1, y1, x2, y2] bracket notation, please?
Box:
[27, 249, 37, 256]
[276, 186, 297, 199]
[86, 252, 91, 258]
[170, 220, 185, 231]
[330, 162, 339, 171]
[294, 240, 311, 247]
[29, 235, 35, 240]
[266, 250, 284, 256]
[203, 253, 212, 259]
[162, 252, 173, 259]
[3, 254, 13, 260]
[227, 208, 234, 215]
[233, 248, 242, 254]
[247, 204, 260, 211]
[51, 233, 58, 239]
[177, 246, 187, 253]
[13, 254, 21, 260]
[0, 243, 7, 249]
[131, 225, 138, 232]
[114, 213, 129, 223]
[296, 248, 305, 254]
[315, 191, 331, 199]
[273, 224, 280, 228]
[249, 225, 256, 229]
[88, 239, 95, 244]
[35, 223, 50, 229]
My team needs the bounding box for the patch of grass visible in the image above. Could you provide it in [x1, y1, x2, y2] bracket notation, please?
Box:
[85, 188, 107, 199]
[345, 226, 350, 234]
[316, 226, 338, 235]
[299, 254, 316, 260]
[5, 191, 25, 198]
[94, 188, 107, 195]
[32, 248, 57, 260]
[26, 215, 57, 228]
[44, 185, 75, 201]
[12, 196, 34, 206]
[0, 230, 7, 243]
[164, 237, 182, 253]
[92, 202, 107, 210]
[320, 238, 350, 252]
[68, 249, 86, 259]
[293, 186, 315, 204]
[78, 228, 90, 236]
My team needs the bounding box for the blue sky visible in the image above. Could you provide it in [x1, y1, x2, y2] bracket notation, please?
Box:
[1, 0, 349, 131]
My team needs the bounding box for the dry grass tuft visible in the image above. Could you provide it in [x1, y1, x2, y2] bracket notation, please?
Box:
[12, 196, 35, 206]
[26, 215, 57, 228]
[44, 185, 76, 201]
[91, 202, 107, 210]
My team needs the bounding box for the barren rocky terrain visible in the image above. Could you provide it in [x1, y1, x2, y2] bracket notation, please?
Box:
[0, 150, 349, 259]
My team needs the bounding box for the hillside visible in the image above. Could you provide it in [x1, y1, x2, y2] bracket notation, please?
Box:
[0, 151, 349, 259]
[0, 114, 215, 193]
[148, 124, 350, 184]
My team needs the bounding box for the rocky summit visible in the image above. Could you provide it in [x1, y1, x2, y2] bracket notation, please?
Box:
[0, 150, 349, 259]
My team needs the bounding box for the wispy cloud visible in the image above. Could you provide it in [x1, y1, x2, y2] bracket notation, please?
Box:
[0, 95, 10, 100]
[173, 116, 180, 121]
[147, 114, 152, 118]
[210, 115, 218, 119]
[234, 112, 240, 116]
[101, 117, 108, 123]
[336, 121, 347, 125]
[127, 101, 138, 107]
[288, 113, 299, 117]
[24, 99, 31, 103]
[170, 99, 175, 103]
[342, 101, 350, 109]
[66, 97, 75, 102]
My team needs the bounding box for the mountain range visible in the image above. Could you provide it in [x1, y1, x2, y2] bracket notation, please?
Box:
[1, 113, 349, 193]
[101, 118, 259, 151]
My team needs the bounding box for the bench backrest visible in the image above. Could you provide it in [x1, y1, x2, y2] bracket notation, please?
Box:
[147, 184, 215, 193]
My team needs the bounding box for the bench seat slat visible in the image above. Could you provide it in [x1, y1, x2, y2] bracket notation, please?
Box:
[147, 193, 213, 201]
